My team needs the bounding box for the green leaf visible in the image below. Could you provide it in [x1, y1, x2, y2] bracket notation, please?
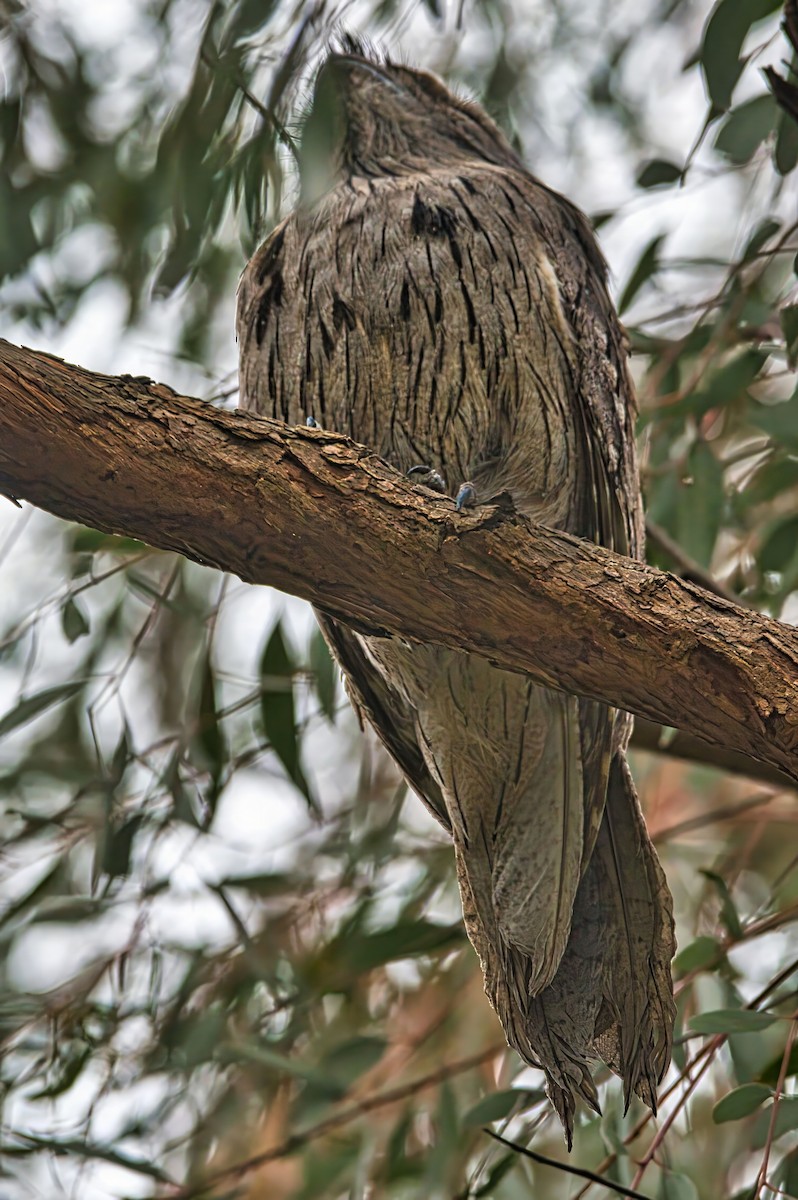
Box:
[341, 919, 464, 971]
[297, 1140, 360, 1197]
[310, 627, 337, 722]
[677, 349, 767, 423]
[101, 813, 144, 881]
[29, 1043, 92, 1100]
[750, 387, 798, 448]
[462, 1089, 544, 1126]
[590, 210, 615, 230]
[385, 1109, 416, 1180]
[31, 896, 108, 923]
[61, 597, 90, 643]
[0, 682, 84, 739]
[659, 1172, 701, 1200]
[216, 871, 293, 896]
[778, 1146, 798, 1195]
[742, 218, 781, 261]
[741, 454, 798, 507]
[714, 94, 778, 164]
[260, 621, 318, 814]
[0, 857, 66, 929]
[753, 1096, 798, 1145]
[190, 655, 226, 817]
[700, 869, 743, 939]
[673, 935, 723, 976]
[676, 442, 724, 568]
[781, 304, 798, 369]
[71, 528, 145, 555]
[619, 234, 665, 314]
[636, 159, 683, 188]
[219, 1038, 343, 1096]
[714, 1083, 772, 1123]
[759, 514, 798, 575]
[474, 1152, 517, 1197]
[690, 1009, 778, 1034]
[776, 109, 798, 175]
[322, 1036, 387, 1087]
[761, 1041, 798, 1085]
[700, 0, 782, 111]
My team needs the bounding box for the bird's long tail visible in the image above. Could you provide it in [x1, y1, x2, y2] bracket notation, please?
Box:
[458, 750, 675, 1147]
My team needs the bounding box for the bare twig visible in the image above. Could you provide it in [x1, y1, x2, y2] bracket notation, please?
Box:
[484, 1129, 654, 1200]
[755, 1012, 798, 1199]
[167, 1045, 502, 1197]
[645, 518, 741, 604]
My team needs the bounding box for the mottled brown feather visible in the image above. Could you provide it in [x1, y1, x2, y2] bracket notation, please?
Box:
[237, 48, 674, 1142]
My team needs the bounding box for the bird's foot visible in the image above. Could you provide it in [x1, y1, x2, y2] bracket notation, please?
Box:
[455, 480, 478, 511]
[407, 464, 447, 494]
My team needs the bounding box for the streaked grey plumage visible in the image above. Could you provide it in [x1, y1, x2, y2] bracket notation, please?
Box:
[237, 42, 675, 1142]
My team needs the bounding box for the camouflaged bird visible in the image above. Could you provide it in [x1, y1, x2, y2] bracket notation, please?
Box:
[237, 42, 675, 1142]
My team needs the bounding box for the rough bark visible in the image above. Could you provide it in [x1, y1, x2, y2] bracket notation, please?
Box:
[0, 338, 796, 784]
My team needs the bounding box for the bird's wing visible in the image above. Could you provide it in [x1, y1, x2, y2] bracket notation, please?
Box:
[509, 172, 644, 560]
[476, 167, 644, 871]
[506, 172, 674, 1125]
[313, 610, 451, 832]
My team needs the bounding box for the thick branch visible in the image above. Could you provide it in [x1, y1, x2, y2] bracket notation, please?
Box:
[1, 339, 797, 783]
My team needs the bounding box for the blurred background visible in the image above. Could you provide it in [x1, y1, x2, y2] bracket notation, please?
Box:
[1, 0, 797, 1196]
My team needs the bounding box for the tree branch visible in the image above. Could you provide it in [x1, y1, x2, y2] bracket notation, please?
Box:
[631, 718, 796, 791]
[1, 339, 797, 783]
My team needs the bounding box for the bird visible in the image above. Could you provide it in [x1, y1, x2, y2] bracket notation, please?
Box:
[236, 38, 675, 1144]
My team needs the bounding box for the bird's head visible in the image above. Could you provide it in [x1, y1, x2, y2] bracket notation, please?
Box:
[300, 38, 519, 198]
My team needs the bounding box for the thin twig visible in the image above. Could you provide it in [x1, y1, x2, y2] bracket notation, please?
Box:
[199, 47, 299, 159]
[653, 791, 782, 843]
[629, 1040, 719, 1189]
[166, 1044, 502, 1198]
[755, 1012, 798, 1199]
[645, 519, 742, 604]
[484, 1130, 654, 1200]
[575, 956, 798, 1198]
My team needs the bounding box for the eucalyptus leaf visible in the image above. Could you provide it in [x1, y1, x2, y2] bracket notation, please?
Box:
[690, 1009, 778, 1035]
[61, 597, 90, 643]
[619, 233, 665, 313]
[260, 621, 318, 814]
[673, 936, 723, 976]
[462, 1089, 537, 1126]
[700, 0, 782, 111]
[637, 159, 683, 188]
[0, 682, 84, 740]
[713, 1083, 772, 1123]
[780, 304, 798, 369]
[714, 94, 778, 164]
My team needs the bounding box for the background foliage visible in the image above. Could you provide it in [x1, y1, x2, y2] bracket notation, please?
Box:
[1, 0, 798, 1197]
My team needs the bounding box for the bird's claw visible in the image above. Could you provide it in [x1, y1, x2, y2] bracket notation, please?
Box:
[455, 481, 477, 511]
[407, 464, 447, 494]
